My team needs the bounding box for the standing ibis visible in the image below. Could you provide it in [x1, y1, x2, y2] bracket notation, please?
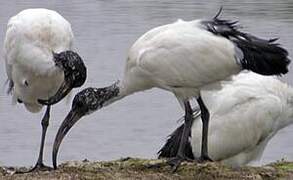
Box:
[3, 8, 86, 172]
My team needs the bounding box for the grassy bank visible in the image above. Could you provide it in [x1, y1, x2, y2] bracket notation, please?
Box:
[1, 158, 293, 179]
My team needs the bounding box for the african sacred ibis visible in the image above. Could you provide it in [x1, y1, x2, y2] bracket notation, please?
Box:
[4, 8, 86, 172]
[159, 71, 293, 168]
[52, 11, 290, 170]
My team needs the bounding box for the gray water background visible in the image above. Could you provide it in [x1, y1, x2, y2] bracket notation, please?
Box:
[0, 0, 293, 167]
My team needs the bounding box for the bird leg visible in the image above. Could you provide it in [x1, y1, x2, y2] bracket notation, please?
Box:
[16, 105, 53, 174]
[197, 96, 213, 162]
[167, 101, 194, 172]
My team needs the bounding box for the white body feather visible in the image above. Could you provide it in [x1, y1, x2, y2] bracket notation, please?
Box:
[119, 19, 241, 103]
[190, 71, 293, 167]
[4, 8, 74, 112]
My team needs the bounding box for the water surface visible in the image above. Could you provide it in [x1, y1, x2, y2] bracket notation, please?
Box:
[0, 0, 293, 166]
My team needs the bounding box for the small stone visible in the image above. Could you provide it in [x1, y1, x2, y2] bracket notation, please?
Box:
[82, 159, 89, 162]
[262, 166, 275, 171]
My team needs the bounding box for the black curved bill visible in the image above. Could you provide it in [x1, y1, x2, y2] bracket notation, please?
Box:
[38, 81, 72, 105]
[52, 109, 81, 169]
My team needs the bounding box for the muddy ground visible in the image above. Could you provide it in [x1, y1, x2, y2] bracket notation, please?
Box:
[1, 158, 293, 180]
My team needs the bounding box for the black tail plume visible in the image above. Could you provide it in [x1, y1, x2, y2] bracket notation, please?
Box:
[213, 6, 223, 19]
[202, 14, 291, 76]
[158, 109, 200, 159]
[235, 36, 290, 75]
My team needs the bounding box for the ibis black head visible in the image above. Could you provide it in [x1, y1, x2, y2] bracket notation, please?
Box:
[52, 83, 119, 169]
[71, 87, 105, 116]
[38, 50, 87, 105]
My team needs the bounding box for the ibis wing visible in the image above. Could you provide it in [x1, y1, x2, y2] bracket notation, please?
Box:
[128, 20, 239, 90]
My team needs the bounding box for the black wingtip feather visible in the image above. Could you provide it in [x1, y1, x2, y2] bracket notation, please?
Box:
[202, 14, 291, 76]
[158, 109, 200, 159]
[158, 123, 194, 159]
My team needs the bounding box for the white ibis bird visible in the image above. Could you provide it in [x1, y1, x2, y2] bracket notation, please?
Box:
[52, 10, 290, 170]
[158, 71, 293, 168]
[4, 8, 87, 172]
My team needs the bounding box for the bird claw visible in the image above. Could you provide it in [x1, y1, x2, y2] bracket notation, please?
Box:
[15, 163, 53, 174]
[196, 155, 213, 163]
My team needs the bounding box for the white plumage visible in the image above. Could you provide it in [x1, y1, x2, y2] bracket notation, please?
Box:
[4, 8, 86, 172]
[123, 19, 240, 101]
[159, 71, 293, 167]
[4, 8, 73, 112]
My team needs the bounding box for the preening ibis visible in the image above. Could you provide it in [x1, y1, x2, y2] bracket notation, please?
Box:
[4, 8, 86, 172]
[159, 71, 293, 168]
[52, 11, 290, 170]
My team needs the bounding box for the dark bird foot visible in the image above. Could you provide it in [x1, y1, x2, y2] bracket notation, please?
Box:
[167, 156, 193, 172]
[15, 163, 53, 174]
[197, 155, 213, 163]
